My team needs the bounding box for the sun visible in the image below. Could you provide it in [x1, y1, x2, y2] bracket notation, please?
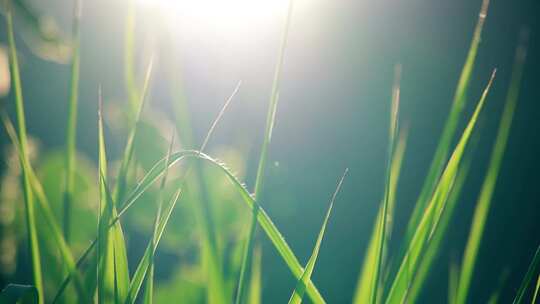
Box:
[136, 0, 292, 34]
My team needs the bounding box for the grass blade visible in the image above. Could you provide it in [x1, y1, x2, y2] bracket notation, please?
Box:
[97, 91, 130, 304]
[512, 246, 540, 304]
[236, 1, 294, 302]
[190, 83, 241, 304]
[369, 64, 401, 304]
[404, 0, 491, 245]
[385, 70, 496, 304]
[5, 4, 43, 302]
[406, 153, 472, 303]
[126, 189, 182, 304]
[127, 133, 175, 304]
[56, 149, 327, 304]
[115, 57, 154, 205]
[247, 246, 262, 304]
[352, 125, 408, 304]
[62, 0, 82, 244]
[531, 272, 540, 304]
[1, 113, 91, 303]
[456, 33, 528, 304]
[288, 169, 348, 304]
[143, 134, 175, 304]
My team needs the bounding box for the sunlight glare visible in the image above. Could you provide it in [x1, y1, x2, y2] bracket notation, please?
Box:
[137, 0, 291, 35]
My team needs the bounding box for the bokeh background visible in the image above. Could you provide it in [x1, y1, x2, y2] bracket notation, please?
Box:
[0, 0, 539, 302]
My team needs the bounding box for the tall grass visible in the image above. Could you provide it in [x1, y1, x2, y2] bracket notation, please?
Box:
[5, 3, 43, 303]
[1, 0, 538, 303]
[62, 0, 82, 245]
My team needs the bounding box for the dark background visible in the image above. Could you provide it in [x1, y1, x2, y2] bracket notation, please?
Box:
[0, 0, 539, 302]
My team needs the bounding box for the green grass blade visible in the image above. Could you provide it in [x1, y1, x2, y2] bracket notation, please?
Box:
[5, 5, 43, 303]
[97, 95, 111, 303]
[288, 169, 348, 304]
[125, 189, 182, 304]
[56, 149, 327, 304]
[404, 0, 490, 245]
[236, 0, 294, 301]
[1, 113, 91, 303]
[191, 83, 241, 304]
[127, 83, 239, 304]
[385, 70, 495, 304]
[143, 134, 175, 304]
[97, 93, 130, 304]
[115, 57, 154, 205]
[512, 246, 540, 304]
[407, 154, 472, 303]
[127, 134, 175, 304]
[62, 0, 82, 244]
[352, 126, 407, 304]
[247, 246, 262, 304]
[369, 64, 401, 304]
[456, 35, 528, 304]
[531, 272, 540, 304]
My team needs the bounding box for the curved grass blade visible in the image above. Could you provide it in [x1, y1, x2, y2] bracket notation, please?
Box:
[404, 0, 491, 246]
[5, 5, 43, 302]
[385, 70, 496, 304]
[456, 33, 528, 304]
[55, 149, 327, 304]
[129, 82, 239, 304]
[512, 246, 540, 304]
[236, 1, 294, 302]
[55, 82, 241, 302]
[62, 0, 82, 244]
[288, 169, 348, 304]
